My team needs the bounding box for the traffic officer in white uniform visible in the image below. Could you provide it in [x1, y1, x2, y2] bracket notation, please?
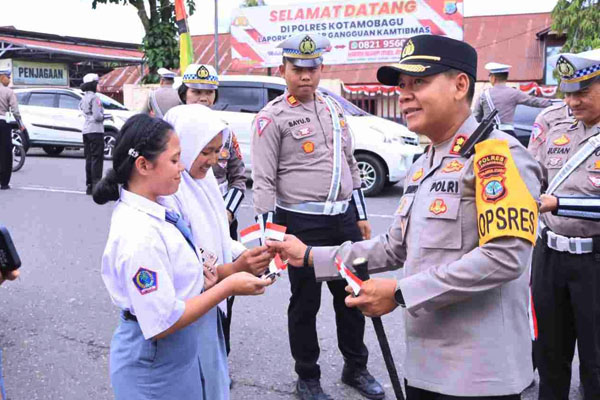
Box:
[531, 49, 600, 399]
[251, 33, 381, 400]
[142, 68, 182, 118]
[474, 62, 552, 136]
[269, 34, 542, 400]
[0, 66, 19, 190]
[79, 73, 105, 195]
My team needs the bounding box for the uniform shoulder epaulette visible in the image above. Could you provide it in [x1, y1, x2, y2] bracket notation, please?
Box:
[259, 94, 286, 116]
[567, 120, 579, 131]
[285, 94, 301, 108]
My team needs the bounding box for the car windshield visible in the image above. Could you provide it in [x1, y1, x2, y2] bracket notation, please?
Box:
[97, 93, 128, 110]
[319, 88, 369, 116]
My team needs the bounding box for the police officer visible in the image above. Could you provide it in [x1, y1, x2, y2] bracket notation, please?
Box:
[0, 66, 19, 190]
[474, 62, 552, 136]
[528, 101, 574, 161]
[270, 34, 542, 399]
[142, 68, 182, 118]
[252, 34, 382, 400]
[79, 73, 106, 195]
[531, 49, 600, 399]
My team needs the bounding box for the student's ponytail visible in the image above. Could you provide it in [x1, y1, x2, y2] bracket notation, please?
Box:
[93, 114, 173, 205]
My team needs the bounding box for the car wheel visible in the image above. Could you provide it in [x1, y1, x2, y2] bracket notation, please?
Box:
[43, 146, 65, 156]
[356, 153, 386, 197]
[104, 132, 117, 160]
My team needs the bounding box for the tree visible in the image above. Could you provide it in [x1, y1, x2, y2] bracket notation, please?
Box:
[552, 0, 600, 53]
[91, 0, 196, 83]
[242, 0, 266, 6]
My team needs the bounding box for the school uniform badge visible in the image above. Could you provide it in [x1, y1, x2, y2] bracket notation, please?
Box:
[133, 267, 158, 295]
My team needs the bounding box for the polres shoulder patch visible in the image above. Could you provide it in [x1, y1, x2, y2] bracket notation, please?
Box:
[132, 267, 158, 295]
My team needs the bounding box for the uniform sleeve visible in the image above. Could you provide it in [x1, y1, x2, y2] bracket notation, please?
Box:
[312, 215, 407, 280]
[92, 95, 104, 122]
[121, 237, 186, 339]
[251, 111, 280, 215]
[345, 123, 362, 189]
[473, 95, 484, 122]
[554, 197, 600, 220]
[527, 111, 549, 161]
[9, 91, 20, 118]
[515, 90, 553, 108]
[397, 144, 542, 314]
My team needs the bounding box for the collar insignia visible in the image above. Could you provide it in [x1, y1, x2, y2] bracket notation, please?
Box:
[450, 134, 468, 155]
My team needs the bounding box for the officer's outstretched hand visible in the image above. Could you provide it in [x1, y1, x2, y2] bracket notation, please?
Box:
[236, 245, 273, 276]
[266, 235, 307, 267]
[345, 278, 398, 317]
[224, 271, 272, 296]
[539, 194, 558, 213]
[0, 269, 19, 286]
[357, 220, 372, 240]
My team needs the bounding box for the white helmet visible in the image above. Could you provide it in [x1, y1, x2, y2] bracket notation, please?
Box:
[83, 73, 99, 83]
[182, 64, 219, 90]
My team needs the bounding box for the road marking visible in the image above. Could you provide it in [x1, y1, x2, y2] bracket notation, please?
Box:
[15, 185, 86, 195]
[13, 186, 397, 219]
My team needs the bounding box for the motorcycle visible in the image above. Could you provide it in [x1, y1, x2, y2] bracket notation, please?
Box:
[11, 130, 25, 172]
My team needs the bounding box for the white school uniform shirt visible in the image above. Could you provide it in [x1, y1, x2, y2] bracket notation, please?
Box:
[101, 189, 205, 340]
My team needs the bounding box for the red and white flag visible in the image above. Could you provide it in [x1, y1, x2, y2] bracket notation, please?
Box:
[268, 253, 288, 275]
[264, 222, 286, 241]
[335, 257, 362, 296]
[240, 224, 262, 244]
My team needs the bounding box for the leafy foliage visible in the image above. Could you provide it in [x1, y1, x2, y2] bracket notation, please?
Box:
[91, 0, 196, 83]
[552, 0, 600, 53]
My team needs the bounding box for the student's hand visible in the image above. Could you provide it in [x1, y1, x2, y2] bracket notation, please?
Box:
[227, 211, 234, 224]
[225, 271, 272, 296]
[357, 220, 372, 240]
[0, 269, 20, 286]
[266, 235, 307, 267]
[540, 194, 558, 213]
[203, 265, 218, 291]
[345, 278, 398, 317]
[236, 246, 272, 276]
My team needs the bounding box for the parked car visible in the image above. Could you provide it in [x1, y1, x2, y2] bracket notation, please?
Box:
[513, 99, 563, 148]
[189, 75, 423, 196]
[13, 87, 134, 158]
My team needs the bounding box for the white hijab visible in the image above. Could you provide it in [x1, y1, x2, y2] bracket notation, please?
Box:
[162, 104, 233, 267]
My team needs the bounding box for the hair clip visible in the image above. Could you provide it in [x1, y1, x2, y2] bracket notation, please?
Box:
[128, 148, 139, 158]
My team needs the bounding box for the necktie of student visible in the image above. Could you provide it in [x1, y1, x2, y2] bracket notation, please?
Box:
[165, 209, 197, 256]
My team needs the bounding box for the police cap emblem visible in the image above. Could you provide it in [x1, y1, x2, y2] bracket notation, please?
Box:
[402, 39, 415, 59]
[299, 36, 316, 55]
[556, 57, 575, 78]
[197, 65, 210, 79]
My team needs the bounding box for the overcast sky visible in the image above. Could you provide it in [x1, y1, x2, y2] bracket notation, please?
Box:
[0, 0, 558, 44]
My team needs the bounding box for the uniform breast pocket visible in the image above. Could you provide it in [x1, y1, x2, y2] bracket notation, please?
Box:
[290, 125, 316, 140]
[419, 196, 462, 250]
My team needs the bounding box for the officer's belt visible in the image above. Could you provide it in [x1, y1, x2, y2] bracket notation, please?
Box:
[277, 200, 349, 216]
[498, 124, 514, 131]
[546, 230, 593, 254]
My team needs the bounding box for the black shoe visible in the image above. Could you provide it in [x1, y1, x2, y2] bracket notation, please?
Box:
[86, 185, 92, 195]
[0, 184, 10, 190]
[341, 366, 385, 400]
[296, 378, 333, 400]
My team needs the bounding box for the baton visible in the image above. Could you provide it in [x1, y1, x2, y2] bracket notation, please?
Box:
[352, 258, 405, 400]
[459, 109, 498, 158]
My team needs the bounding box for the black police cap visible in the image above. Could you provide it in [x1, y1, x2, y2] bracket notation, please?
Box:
[377, 35, 477, 86]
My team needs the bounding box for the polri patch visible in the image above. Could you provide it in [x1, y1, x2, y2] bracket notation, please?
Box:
[553, 134, 570, 146]
[429, 198, 448, 215]
[255, 116, 272, 136]
[302, 141, 315, 153]
[133, 267, 158, 295]
[442, 160, 464, 173]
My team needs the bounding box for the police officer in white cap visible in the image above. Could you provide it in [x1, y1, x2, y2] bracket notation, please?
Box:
[79, 73, 105, 195]
[252, 33, 382, 400]
[532, 48, 600, 399]
[142, 68, 181, 118]
[474, 62, 552, 136]
[0, 66, 19, 190]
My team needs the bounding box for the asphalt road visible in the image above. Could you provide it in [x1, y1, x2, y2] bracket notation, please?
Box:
[0, 150, 582, 400]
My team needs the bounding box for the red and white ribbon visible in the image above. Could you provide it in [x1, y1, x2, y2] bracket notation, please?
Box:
[335, 256, 362, 296]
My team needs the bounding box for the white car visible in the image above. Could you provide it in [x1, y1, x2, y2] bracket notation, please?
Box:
[209, 75, 423, 196]
[13, 87, 134, 158]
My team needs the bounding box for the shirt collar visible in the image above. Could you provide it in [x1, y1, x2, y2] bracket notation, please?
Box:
[119, 188, 166, 221]
[433, 114, 479, 156]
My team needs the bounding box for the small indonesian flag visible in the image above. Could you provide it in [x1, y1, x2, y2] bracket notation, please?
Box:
[529, 287, 538, 341]
[335, 257, 362, 296]
[268, 253, 288, 275]
[264, 222, 286, 241]
[240, 224, 262, 244]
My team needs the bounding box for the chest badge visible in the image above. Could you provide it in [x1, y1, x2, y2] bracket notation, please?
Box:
[411, 168, 424, 182]
[296, 127, 313, 137]
[450, 134, 468, 155]
[594, 160, 600, 170]
[132, 267, 158, 295]
[429, 198, 448, 215]
[302, 141, 315, 153]
[547, 157, 563, 168]
[442, 160, 464, 173]
[589, 175, 600, 188]
[553, 134, 570, 146]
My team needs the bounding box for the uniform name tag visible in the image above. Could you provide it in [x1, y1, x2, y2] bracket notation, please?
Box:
[474, 139, 538, 246]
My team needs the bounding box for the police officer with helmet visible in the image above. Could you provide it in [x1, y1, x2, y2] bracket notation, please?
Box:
[251, 33, 382, 400]
[269, 34, 542, 399]
[532, 49, 600, 399]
